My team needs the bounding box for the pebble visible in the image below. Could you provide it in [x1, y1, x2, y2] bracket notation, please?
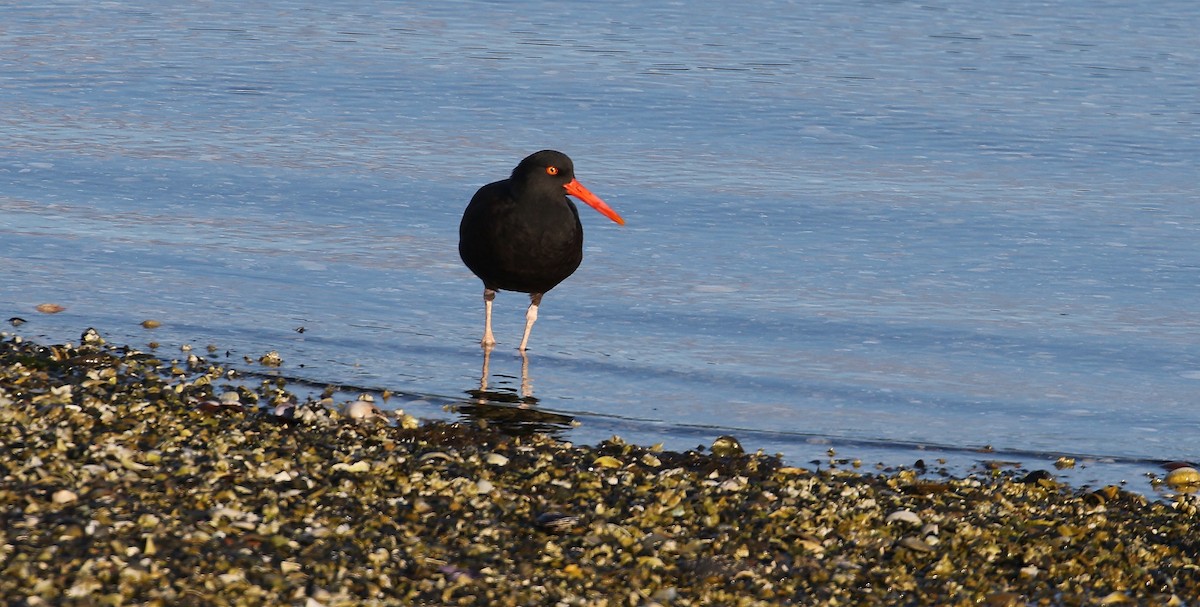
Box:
[592, 455, 622, 468]
[885, 509, 922, 526]
[51, 489, 78, 504]
[710, 435, 744, 457]
[898, 536, 936, 552]
[1165, 466, 1200, 492]
[342, 399, 380, 420]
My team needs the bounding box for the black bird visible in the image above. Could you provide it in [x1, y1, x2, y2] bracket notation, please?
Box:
[459, 150, 624, 351]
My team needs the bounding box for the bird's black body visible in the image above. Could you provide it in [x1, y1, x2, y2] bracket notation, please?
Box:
[458, 150, 584, 295]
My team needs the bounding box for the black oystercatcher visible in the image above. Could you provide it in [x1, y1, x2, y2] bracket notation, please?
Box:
[459, 150, 624, 351]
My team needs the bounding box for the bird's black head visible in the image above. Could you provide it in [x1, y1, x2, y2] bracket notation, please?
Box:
[512, 150, 575, 187]
[506, 149, 625, 225]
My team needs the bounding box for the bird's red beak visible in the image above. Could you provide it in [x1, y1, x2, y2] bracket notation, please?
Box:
[565, 179, 625, 226]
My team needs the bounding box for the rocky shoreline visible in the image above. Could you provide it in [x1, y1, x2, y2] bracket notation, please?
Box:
[1, 332, 1197, 605]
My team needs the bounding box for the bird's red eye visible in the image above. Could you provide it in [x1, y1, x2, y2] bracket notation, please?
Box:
[546, 166, 559, 176]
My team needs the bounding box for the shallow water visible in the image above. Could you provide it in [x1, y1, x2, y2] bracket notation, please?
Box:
[3, 0, 1198, 492]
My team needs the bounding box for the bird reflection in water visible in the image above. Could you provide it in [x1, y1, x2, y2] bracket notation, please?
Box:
[453, 347, 576, 437]
[477, 344, 534, 399]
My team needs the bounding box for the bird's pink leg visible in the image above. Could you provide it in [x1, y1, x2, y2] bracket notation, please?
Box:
[518, 292, 543, 352]
[481, 288, 497, 348]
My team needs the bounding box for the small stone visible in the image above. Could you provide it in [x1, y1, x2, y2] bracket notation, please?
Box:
[51, 489, 78, 504]
[651, 587, 678, 602]
[711, 435, 744, 457]
[535, 512, 579, 533]
[1020, 470, 1054, 484]
[1165, 467, 1200, 492]
[898, 536, 935, 552]
[593, 455, 622, 469]
[395, 412, 419, 429]
[981, 593, 1024, 607]
[331, 461, 370, 473]
[343, 399, 380, 420]
[885, 509, 922, 526]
